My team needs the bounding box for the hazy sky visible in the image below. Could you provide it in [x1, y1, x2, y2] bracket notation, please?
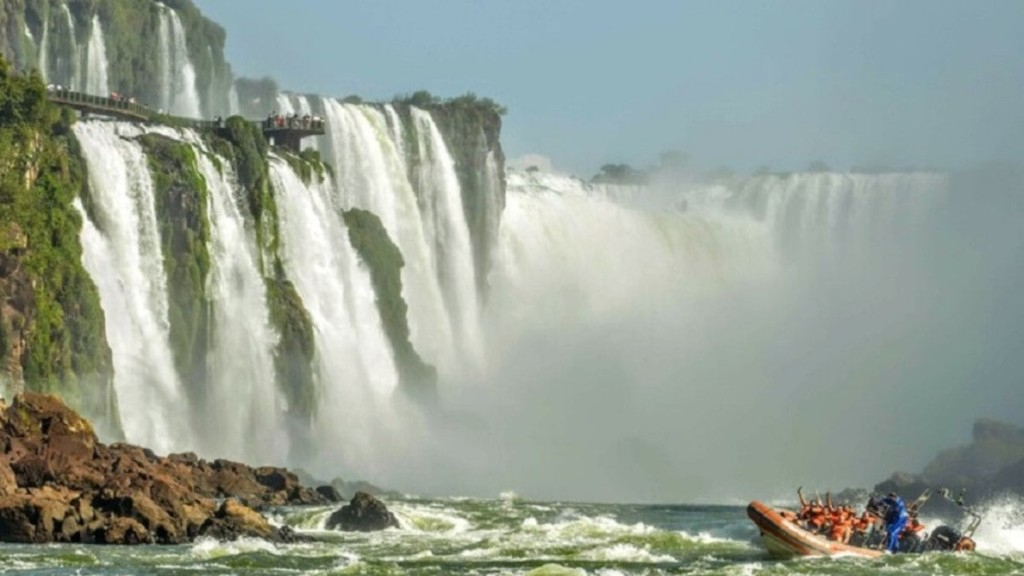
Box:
[194, 0, 1023, 176]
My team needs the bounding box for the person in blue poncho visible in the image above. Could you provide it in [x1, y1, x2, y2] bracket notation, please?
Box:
[881, 492, 909, 552]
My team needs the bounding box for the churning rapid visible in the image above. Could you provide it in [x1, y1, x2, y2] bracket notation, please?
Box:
[2, 493, 1023, 574]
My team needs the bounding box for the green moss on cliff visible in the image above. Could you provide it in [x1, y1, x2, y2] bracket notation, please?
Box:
[266, 262, 316, 417]
[137, 133, 211, 392]
[207, 116, 278, 263]
[281, 147, 330, 186]
[0, 56, 118, 434]
[204, 120, 318, 420]
[342, 208, 437, 399]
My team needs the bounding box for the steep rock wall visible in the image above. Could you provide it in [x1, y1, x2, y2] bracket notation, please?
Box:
[0, 56, 119, 437]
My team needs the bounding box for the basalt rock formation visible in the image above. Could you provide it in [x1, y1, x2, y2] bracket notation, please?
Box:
[325, 491, 400, 532]
[0, 391, 329, 544]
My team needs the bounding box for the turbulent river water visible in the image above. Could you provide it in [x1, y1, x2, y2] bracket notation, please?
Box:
[2, 495, 1022, 575]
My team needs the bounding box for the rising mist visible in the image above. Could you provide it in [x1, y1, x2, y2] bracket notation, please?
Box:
[377, 166, 1024, 504]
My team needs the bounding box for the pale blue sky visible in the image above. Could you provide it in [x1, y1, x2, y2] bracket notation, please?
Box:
[194, 0, 1024, 176]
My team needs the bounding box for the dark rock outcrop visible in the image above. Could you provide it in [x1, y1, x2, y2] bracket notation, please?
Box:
[325, 491, 400, 532]
[873, 418, 1024, 511]
[0, 392, 329, 544]
[316, 484, 342, 503]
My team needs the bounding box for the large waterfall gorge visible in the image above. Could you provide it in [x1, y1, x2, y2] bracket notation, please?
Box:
[71, 106, 953, 497]
[69, 105, 498, 480]
[39, 3, 968, 498]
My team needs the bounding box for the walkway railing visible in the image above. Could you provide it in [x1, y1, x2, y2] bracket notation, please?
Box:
[47, 88, 151, 122]
[45, 89, 325, 149]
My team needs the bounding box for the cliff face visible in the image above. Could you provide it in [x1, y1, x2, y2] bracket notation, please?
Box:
[0, 57, 119, 438]
[0, 0, 232, 117]
[343, 208, 437, 400]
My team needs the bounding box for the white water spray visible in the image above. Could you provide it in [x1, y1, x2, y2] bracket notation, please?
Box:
[315, 99, 458, 371]
[410, 108, 484, 367]
[72, 122, 190, 453]
[268, 158, 400, 478]
[38, 11, 49, 81]
[192, 147, 287, 463]
[157, 4, 202, 117]
[59, 3, 82, 91]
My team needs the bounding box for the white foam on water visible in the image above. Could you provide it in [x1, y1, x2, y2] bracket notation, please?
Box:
[189, 536, 280, 558]
[973, 496, 1024, 557]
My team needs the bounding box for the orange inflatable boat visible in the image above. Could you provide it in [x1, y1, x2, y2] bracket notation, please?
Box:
[747, 500, 886, 559]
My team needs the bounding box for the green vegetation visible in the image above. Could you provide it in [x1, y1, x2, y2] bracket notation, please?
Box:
[281, 147, 332, 186]
[0, 55, 118, 432]
[343, 208, 437, 399]
[591, 163, 649, 185]
[392, 89, 507, 117]
[137, 133, 212, 391]
[266, 262, 316, 417]
[207, 115, 278, 261]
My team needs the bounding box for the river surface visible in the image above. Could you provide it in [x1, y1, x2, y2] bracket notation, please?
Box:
[1, 495, 1022, 574]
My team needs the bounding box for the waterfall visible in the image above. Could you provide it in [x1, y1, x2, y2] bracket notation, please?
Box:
[38, 11, 49, 80]
[84, 16, 109, 96]
[490, 171, 776, 329]
[72, 122, 191, 454]
[276, 93, 313, 116]
[311, 99, 457, 371]
[228, 85, 240, 116]
[268, 158, 400, 477]
[409, 108, 484, 366]
[677, 172, 944, 264]
[59, 3, 82, 91]
[414, 168, 964, 501]
[191, 145, 287, 463]
[157, 4, 202, 117]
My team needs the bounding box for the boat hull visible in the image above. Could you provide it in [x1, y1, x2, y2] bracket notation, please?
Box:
[746, 500, 885, 559]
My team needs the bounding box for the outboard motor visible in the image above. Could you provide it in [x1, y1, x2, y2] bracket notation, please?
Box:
[923, 525, 962, 551]
[924, 488, 982, 552]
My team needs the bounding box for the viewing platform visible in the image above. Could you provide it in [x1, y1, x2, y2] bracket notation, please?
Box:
[261, 115, 326, 152]
[45, 88, 325, 152]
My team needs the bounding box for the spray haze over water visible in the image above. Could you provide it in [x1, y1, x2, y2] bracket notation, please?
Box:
[402, 167, 1024, 504]
[68, 112, 1024, 503]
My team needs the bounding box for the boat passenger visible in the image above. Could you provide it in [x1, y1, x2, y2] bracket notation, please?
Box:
[881, 493, 909, 552]
[900, 518, 927, 552]
[806, 504, 828, 533]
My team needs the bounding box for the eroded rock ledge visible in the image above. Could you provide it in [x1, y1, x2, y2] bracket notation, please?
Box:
[0, 392, 329, 544]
